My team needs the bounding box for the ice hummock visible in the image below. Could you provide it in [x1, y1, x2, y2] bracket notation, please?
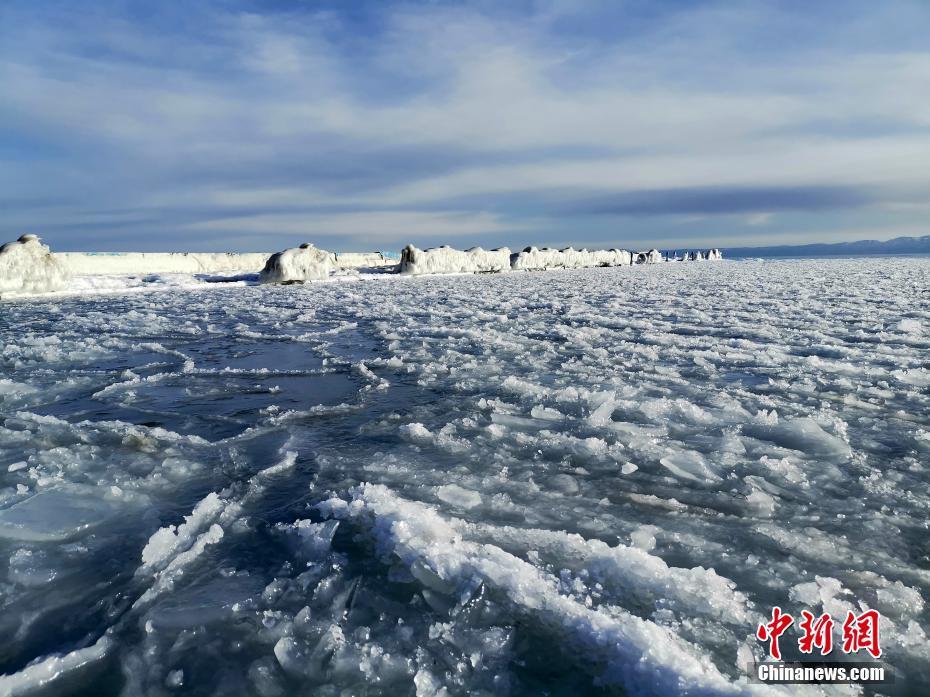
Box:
[510, 246, 633, 271]
[399, 244, 511, 275]
[259, 243, 336, 283]
[0, 234, 71, 296]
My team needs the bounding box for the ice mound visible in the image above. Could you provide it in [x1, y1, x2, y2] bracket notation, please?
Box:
[631, 249, 664, 264]
[0, 489, 119, 541]
[675, 249, 723, 261]
[259, 243, 336, 284]
[0, 234, 71, 297]
[510, 246, 632, 271]
[399, 244, 511, 275]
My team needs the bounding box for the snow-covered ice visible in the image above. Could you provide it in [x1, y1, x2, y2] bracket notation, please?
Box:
[0, 235, 71, 296]
[510, 246, 633, 271]
[1, 257, 929, 695]
[259, 243, 336, 283]
[400, 244, 511, 275]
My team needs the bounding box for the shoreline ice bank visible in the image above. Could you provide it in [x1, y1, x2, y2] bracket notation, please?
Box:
[399, 244, 512, 275]
[511, 246, 634, 270]
[0, 235, 71, 296]
[0, 233, 721, 298]
[56, 250, 394, 276]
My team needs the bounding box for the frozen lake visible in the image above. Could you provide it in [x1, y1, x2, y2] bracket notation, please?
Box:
[1, 258, 928, 696]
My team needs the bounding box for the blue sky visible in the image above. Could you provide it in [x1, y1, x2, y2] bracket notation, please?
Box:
[1, 0, 928, 252]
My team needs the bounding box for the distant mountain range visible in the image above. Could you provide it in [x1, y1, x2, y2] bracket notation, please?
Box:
[724, 234, 930, 258]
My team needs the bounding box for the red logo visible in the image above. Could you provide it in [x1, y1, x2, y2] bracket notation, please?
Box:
[756, 608, 881, 659]
[798, 611, 834, 655]
[756, 607, 794, 660]
[842, 609, 882, 658]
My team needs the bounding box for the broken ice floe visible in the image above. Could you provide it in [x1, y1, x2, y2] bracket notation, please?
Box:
[0, 489, 120, 542]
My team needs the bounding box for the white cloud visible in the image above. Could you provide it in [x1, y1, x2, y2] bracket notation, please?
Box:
[185, 210, 529, 240]
[1, 0, 929, 249]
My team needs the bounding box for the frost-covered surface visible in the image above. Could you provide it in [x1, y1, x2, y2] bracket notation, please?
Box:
[0, 235, 71, 296]
[259, 243, 336, 284]
[510, 246, 633, 271]
[1, 258, 929, 695]
[400, 244, 511, 274]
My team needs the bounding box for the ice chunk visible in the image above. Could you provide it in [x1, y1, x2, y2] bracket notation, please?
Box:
[0, 490, 118, 542]
[277, 518, 340, 559]
[400, 244, 511, 275]
[141, 492, 226, 568]
[148, 575, 262, 629]
[0, 234, 71, 296]
[659, 450, 721, 483]
[744, 417, 851, 459]
[896, 318, 923, 334]
[893, 367, 930, 387]
[436, 484, 482, 509]
[259, 243, 335, 284]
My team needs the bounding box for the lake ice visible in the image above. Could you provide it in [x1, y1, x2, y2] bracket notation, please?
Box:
[0, 258, 928, 695]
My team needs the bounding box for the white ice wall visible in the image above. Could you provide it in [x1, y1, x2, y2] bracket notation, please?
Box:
[399, 245, 512, 275]
[57, 252, 272, 276]
[334, 252, 394, 269]
[56, 251, 395, 276]
[511, 247, 633, 271]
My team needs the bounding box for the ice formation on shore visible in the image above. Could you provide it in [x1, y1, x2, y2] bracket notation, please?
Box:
[511, 246, 633, 271]
[0, 232, 723, 298]
[0, 235, 71, 296]
[57, 251, 272, 276]
[259, 243, 335, 284]
[56, 251, 396, 276]
[670, 249, 723, 262]
[631, 249, 664, 264]
[399, 244, 512, 275]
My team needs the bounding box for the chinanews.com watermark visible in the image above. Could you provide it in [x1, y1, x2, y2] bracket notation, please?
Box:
[751, 661, 891, 685]
[749, 606, 892, 685]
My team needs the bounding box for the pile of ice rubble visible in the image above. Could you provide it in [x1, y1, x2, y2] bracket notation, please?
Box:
[0, 235, 71, 297]
[510, 246, 634, 270]
[259, 243, 336, 283]
[399, 245, 512, 275]
[400, 244, 721, 275]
